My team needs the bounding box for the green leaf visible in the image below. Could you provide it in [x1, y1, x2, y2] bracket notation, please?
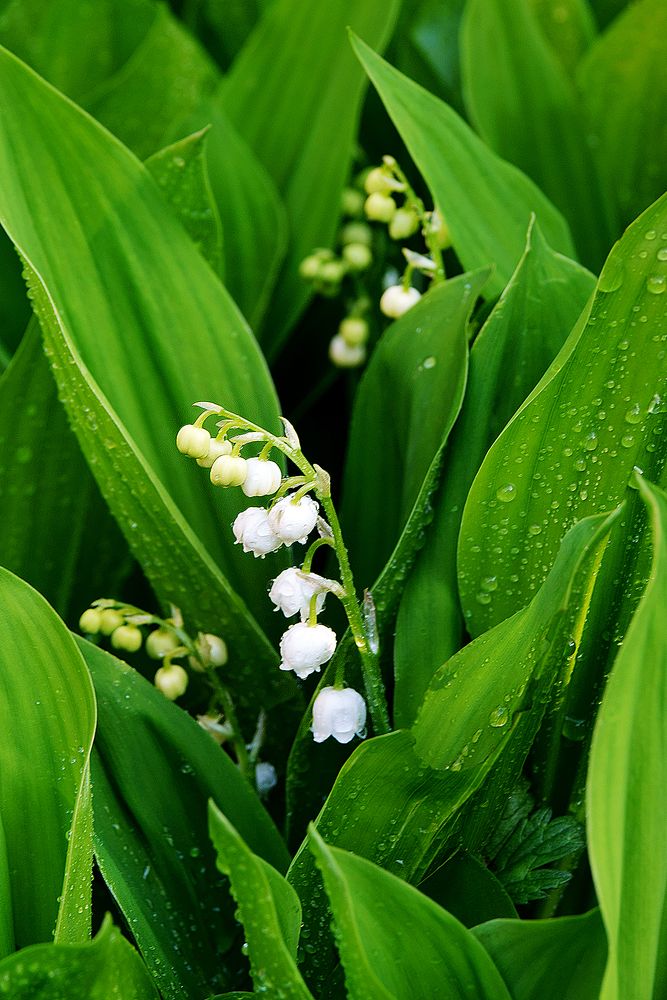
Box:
[220, 0, 401, 354]
[391, 0, 467, 116]
[458, 191, 667, 639]
[0, 567, 96, 954]
[394, 220, 595, 724]
[0, 916, 158, 999]
[414, 509, 617, 772]
[351, 33, 575, 298]
[341, 270, 489, 588]
[473, 909, 607, 1000]
[461, 0, 614, 270]
[209, 802, 313, 1000]
[528, 0, 597, 75]
[145, 128, 223, 277]
[587, 475, 667, 1000]
[0, 44, 298, 703]
[83, 639, 289, 1000]
[417, 853, 517, 927]
[308, 827, 512, 1000]
[0, 233, 29, 367]
[577, 0, 667, 228]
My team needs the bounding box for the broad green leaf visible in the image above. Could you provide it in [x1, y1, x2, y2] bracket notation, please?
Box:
[177, 0, 267, 70]
[461, 0, 614, 270]
[84, 4, 287, 331]
[352, 34, 575, 298]
[0, 567, 96, 954]
[589, 0, 631, 29]
[394, 221, 595, 724]
[458, 190, 667, 639]
[145, 128, 223, 277]
[0, 917, 158, 999]
[577, 0, 667, 227]
[588, 476, 667, 1000]
[413, 509, 616, 771]
[391, 0, 467, 116]
[528, 0, 597, 74]
[83, 639, 289, 1000]
[0, 45, 298, 702]
[0, 0, 156, 99]
[309, 828, 512, 1000]
[0, 322, 129, 623]
[418, 853, 517, 927]
[473, 909, 607, 1000]
[220, 0, 400, 354]
[209, 802, 313, 1000]
[341, 270, 489, 588]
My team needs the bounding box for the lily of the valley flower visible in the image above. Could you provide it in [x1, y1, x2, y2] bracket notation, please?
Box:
[210, 454, 247, 487]
[380, 284, 422, 318]
[232, 507, 283, 557]
[312, 686, 367, 744]
[154, 663, 189, 700]
[329, 334, 366, 368]
[241, 457, 283, 497]
[176, 424, 211, 459]
[269, 567, 332, 619]
[279, 621, 337, 679]
[268, 494, 319, 545]
[196, 438, 232, 468]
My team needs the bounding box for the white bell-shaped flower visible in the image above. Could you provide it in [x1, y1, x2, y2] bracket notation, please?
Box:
[279, 622, 337, 679]
[176, 424, 211, 459]
[210, 454, 247, 487]
[312, 686, 367, 744]
[154, 663, 189, 701]
[233, 506, 283, 557]
[269, 567, 331, 620]
[268, 494, 319, 545]
[241, 457, 283, 497]
[379, 284, 421, 318]
[329, 334, 366, 368]
[197, 437, 232, 468]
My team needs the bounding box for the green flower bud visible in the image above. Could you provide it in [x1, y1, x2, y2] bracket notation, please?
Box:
[176, 424, 211, 459]
[99, 608, 125, 636]
[340, 221, 372, 247]
[431, 209, 452, 249]
[389, 207, 420, 241]
[210, 454, 247, 487]
[329, 334, 366, 368]
[364, 192, 396, 223]
[364, 166, 395, 195]
[299, 254, 323, 281]
[339, 316, 369, 347]
[155, 663, 189, 700]
[342, 242, 372, 271]
[146, 628, 181, 660]
[111, 624, 143, 653]
[318, 259, 347, 285]
[340, 187, 365, 217]
[196, 437, 232, 469]
[79, 608, 102, 634]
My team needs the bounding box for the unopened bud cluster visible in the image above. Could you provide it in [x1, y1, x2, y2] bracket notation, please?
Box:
[178, 403, 368, 745]
[79, 600, 227, 702]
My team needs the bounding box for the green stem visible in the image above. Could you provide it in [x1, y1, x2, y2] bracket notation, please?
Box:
[208, 670, 253, 781]
[385, 157, 445, 284]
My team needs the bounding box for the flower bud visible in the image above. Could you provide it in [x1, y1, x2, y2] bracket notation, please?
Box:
[176, 424, 211, 459]
[389, 206, 420, 240]
[269, 567, 331, 619]
[194, 632, 228, 668]
[79, 608, 102, 634]
[210, 454, 247, 487]
[268, 494, 319, 545]
[111, 624, 143, 653]
[341, 187, 365, 217]
[341, 221, 372, 246]
[196, 437, 232, 468]
[241, 457, 283, 497]
[312, 686, 367, 744]
[364, 166, 395, 195]
[279, 622, 337, 679]
[318, 259, 347, 285]
[364, 192, 396, 223]
[145, 627, 181, 660]
[99, 608, 125, 635]
[198, 713, 232, 744]
[339, 316, 369, 347]
[255, 762, 278, 796]
[299, 254, 324, 280]
[342, 242, 372, 271]
[379, 284, 422, 318]
[232, 506, 283, 557]
[329, 334, 366, 368]
[155, 663, 189, 700]
[431, 208, 452, 249]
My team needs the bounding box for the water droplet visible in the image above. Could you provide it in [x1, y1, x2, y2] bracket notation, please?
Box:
[657, 247, 667, 262]
[528, 524, 542, 536]
[645, 229, 657, 241]
[476, 591, 492, 605]
[648, 394, 663, 414]
[624, 404, 642, 424]
[481, 575, 498, 592]
[574, 456, 587, 471]
[489, 706, 509, 728]
[584, 432, 598, 451]
[496, 483, 517, 503]
[647, 274, 666, 295]
[621, 434, 635, 448]
[422, 355, 436, 369]
[598, 254, 624, 293]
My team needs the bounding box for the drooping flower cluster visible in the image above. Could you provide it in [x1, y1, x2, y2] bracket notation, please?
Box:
[177, 403, 369, 745]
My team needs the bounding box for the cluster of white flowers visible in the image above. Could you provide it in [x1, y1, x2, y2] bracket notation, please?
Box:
[177, 408, 369, 745]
